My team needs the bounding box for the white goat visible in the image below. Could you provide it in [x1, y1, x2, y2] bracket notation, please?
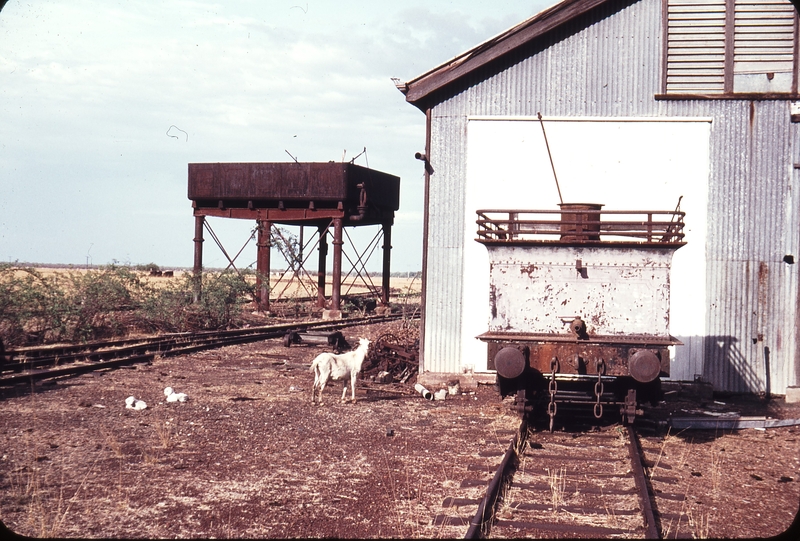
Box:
[310, 337, 370, 405]
[164, 387, 188, 403]
[125, 396, 147, 411]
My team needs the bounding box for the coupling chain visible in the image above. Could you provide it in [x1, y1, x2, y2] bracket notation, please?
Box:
[548, 357, 559, 431]
[593, 359, 606, 419]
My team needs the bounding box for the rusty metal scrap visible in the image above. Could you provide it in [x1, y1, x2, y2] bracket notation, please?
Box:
[283, 330, 349, 352]
[363, 333, 419, 384]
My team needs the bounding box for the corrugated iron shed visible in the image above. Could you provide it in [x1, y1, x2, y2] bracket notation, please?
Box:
[401, 0, 800, 395]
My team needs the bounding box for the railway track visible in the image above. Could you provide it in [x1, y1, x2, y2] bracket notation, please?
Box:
[437, 417, 692, 539]
[0, 313, 408, 387]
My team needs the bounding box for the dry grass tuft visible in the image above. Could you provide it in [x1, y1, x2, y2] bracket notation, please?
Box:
[103, 430, 124, 457]
[687, 507, 712, 539]
[546, 466, 567, 514]
[710, 445, 723, 497]
[153, 420, 173, 449]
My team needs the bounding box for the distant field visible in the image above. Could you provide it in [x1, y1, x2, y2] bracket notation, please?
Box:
[1, 265, 422, 346]
[15, 265, 421, 300]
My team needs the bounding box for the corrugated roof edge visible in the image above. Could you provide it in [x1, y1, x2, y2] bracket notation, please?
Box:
[401, 0, 617, 109]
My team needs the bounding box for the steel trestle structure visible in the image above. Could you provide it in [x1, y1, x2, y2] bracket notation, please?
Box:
[188, 162, 400, 317]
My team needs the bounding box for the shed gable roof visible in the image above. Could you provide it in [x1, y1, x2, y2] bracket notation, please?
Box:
[401, 0, 618, 109]
[401, 0, 800, 108]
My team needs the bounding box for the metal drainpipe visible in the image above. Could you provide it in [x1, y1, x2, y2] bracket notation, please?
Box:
[419, 107, 432, 374]
[347, 183, 368, 222]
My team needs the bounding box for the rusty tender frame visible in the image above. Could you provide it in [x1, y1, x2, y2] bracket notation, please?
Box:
[475, 206, 687, 421]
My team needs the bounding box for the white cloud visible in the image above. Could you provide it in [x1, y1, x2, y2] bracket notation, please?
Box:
[0, 0, 553, 269]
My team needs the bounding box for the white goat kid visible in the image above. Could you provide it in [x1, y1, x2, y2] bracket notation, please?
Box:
[310, 337, 370, 405]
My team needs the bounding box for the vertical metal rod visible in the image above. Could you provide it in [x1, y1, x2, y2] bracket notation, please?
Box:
[331, 218, 344, 314]
[192, 215, 205, 303]
[381, 221, 392, 307]
[317, 225, 328, 308]
[256, 220, 271, 312]
[538, 112, 563, 205]
[664, 195, 683, 242]
[299, 225, 304, 261]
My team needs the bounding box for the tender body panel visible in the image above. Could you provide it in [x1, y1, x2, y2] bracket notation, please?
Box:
[485, 245, 675, 338]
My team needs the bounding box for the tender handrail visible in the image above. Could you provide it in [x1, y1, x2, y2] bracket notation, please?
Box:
[476, 209, 686, 244]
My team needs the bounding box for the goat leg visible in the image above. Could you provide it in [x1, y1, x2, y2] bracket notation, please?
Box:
[317, 380, 326, 406]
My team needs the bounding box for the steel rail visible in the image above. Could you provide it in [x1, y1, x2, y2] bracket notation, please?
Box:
[459, 423, 662, 539]
[464, 419, 527, 539]
[0, 313, 410, 386]
[4, 293, 394, 362]
[626, 425, 660, 539]
[5, 314, 405, 366]
[6, 334, 192, 362]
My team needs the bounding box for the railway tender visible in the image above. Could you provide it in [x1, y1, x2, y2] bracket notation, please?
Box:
[475, 203, 686, 427]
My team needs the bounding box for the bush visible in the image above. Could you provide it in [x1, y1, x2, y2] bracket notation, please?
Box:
[0, 265, 70, 345]
[0, 264, 257, 346]
[133, 262, 160, 273]
[137, 270, 255, 333]
[64, 265, 149, 341]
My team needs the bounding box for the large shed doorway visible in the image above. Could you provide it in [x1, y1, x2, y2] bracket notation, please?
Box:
[463, 117, 711, 376]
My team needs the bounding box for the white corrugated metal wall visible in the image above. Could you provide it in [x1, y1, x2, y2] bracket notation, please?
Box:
[419, 0, 800, 393]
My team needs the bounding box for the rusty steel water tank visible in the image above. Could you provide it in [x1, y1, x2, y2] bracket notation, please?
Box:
[188, 162, 399, 220]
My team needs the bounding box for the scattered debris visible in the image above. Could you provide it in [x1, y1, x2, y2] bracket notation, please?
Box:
[447, 380, 460, 395]
[414, 383, 433, 400]
[284, 330, 349, 351]
[362, 333, 418, 384]
[668, 416, 800, 430]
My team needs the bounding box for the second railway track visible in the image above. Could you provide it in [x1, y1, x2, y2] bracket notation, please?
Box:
[0, 313, 409, 387]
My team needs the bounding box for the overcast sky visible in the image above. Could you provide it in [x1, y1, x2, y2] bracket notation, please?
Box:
[0, 0, 552, 271]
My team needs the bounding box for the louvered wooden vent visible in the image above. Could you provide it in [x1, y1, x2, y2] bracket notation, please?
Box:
[666, 0, 727, 94]
[734, 1, 795, 83]
[666, 0, 798, 94]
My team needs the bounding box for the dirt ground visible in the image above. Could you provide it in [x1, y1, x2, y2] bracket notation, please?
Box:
[1, 319, 799, 539]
